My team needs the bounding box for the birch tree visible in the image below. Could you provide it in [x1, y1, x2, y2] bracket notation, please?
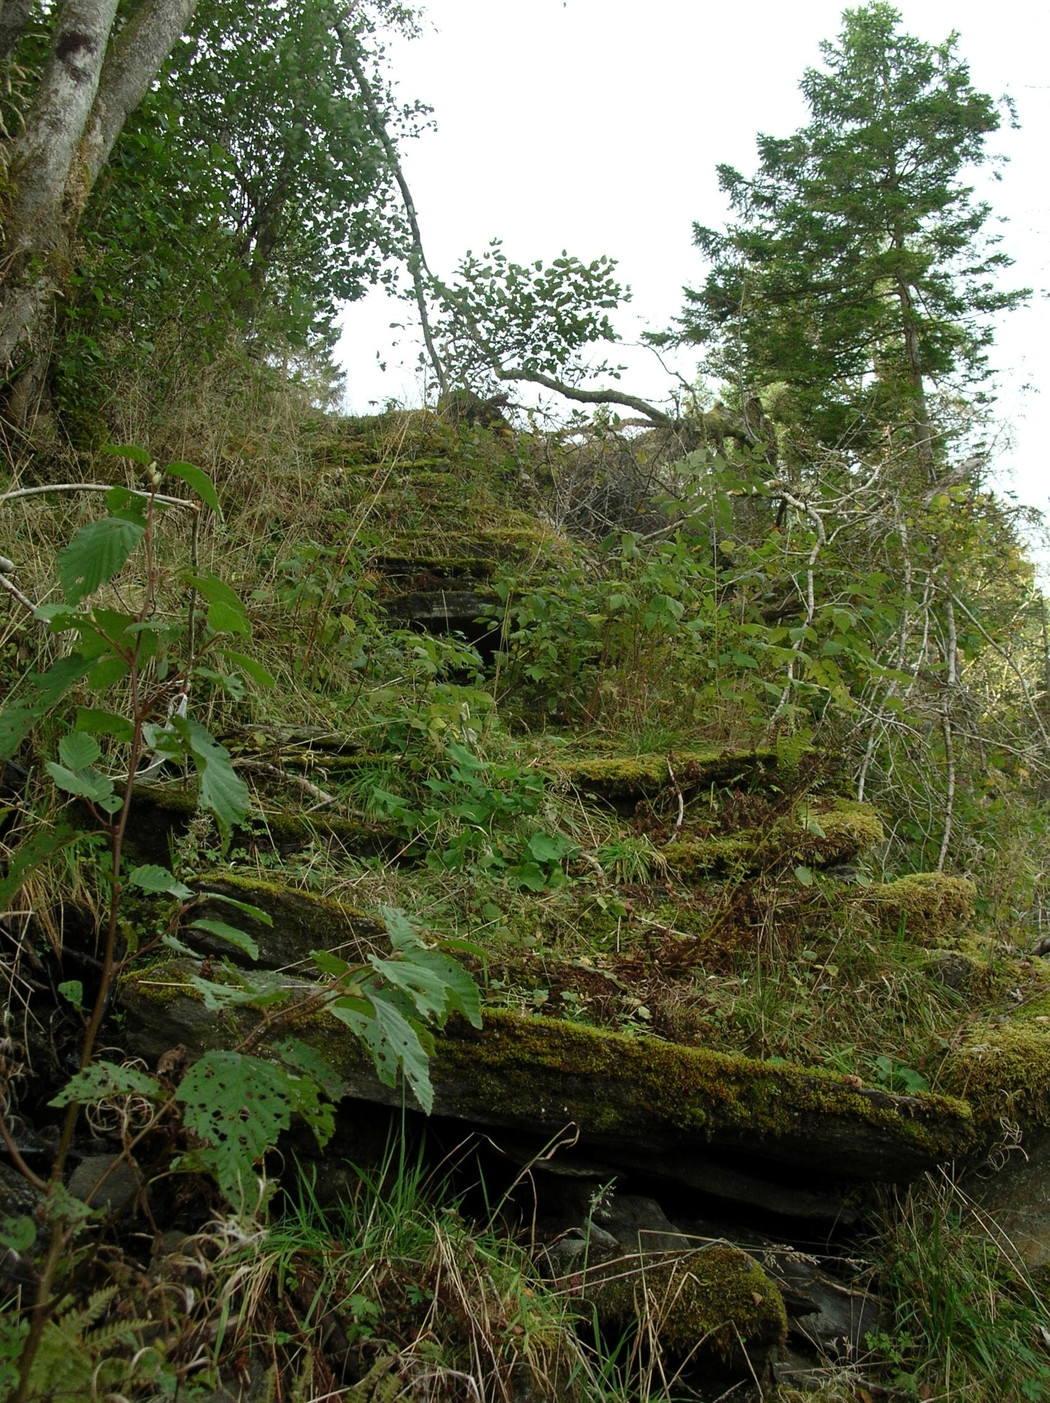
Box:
[0, 0, 197, 424]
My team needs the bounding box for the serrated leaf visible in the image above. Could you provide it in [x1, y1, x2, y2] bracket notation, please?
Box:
[86, 655, 130, 690]
[185, 917, 259, 961]
[167, 461, 220, 516]
[184, 573, 243, 609]
[44, 761, 115, 804]
[176, 1051, 295, 1205]
[273, 1038, 346, 1101]
[379, 905, 424, 953]
[171, 718, 249, 840]
[0, 1215, 36, 1252]
[311, 947, 356, 978]
[526, 831, 576, 863]
[57, 517, 145, 605]
[59, 732, 101, 770]
[412, 949, 482, 1028]
[75, 707, 135, 742]
[329, 994, 435, 1112]
[128, 865, 194, 899]
[369, 956, 451, 1020]
[58, 980, 83, 1010]
[207, 599, 251, 635]
[50, 1062, 162, 1107]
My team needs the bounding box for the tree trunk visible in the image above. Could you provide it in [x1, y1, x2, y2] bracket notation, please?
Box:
[0, 0, 198, 426]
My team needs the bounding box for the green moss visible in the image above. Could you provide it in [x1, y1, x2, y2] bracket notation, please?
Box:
[868, 873, 977, 942]
[190, 872, 384, 967]
[583, 1244, 786, 1366]
[942, 1020, 1050, 1130]
[772, 801, 884, 864]
[662, 834, 755, 877]
[545, 748, 779, 801]
[660, 800, 882, 879]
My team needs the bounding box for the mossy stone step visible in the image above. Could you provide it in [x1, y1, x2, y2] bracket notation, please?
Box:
[663, 800, 885, 877]
[545, 748, 787, 801]
[126, 782, 403, 863]
[120, 963, 976, 1193]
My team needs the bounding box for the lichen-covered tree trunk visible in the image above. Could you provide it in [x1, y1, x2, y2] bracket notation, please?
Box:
[0, 0, 198, 425]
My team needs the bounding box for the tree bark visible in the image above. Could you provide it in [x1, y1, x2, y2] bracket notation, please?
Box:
[0, 0, 198, 425]
[0, 0, 37, 64]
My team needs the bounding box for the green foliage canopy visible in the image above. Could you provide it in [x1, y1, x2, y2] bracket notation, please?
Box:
[680, 2, 1028, 458]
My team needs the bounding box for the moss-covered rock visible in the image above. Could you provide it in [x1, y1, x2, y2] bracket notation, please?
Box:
[866, 872, 977, 941]
[545, 748, 781, 801]
[661, 800, 883, 879]
[126, 782, 403, 863]
[188, 874, 384, 969]
[581, 1243, 786, 1378]
[942, 1018, 1050, 1131]
[119, 968, 976, 1186]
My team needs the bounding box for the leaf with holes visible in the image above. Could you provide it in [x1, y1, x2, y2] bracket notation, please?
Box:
[50, 1062, 162, 1108]
[176, 1051, 297, 1205]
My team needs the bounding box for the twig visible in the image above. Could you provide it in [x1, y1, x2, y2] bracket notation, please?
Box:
[665, 756, 684, 842]
[0, 482, 199, 510]
[232, 758, 338, 808]
[0, 569, 36, 612]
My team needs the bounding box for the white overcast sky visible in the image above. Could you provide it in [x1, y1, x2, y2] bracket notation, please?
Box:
[336, 0, 1049, 527]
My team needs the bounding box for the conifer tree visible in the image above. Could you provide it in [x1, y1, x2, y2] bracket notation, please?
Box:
[681, 2, 1027, 467]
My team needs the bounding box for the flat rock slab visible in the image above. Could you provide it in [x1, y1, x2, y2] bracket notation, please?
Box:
[120, 964, 975, 1197]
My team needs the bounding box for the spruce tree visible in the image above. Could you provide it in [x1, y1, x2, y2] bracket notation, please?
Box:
[681, 2, 1028, 467]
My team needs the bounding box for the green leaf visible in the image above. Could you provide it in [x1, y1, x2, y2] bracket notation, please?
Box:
[368, 956, 452, 1020]
[167, 460, 221, 516]
[511, 861, 549, 891]
[128, 865, 194, 899]
[330, 994, 435, 1113]
[273, 1038, 346, 1101]
[412, 949, 482, 1028]
[185, 917, 259, 961]
[57, 980, 83, 1011]
[207, 599, 251, 635]
[75, 707, 135, 742]
[794, 865, 814, 886]
[58, 732, 101, 770]
[0, 1216, 36, 1252]
[0, 825, 79, 910]
[57, 516, 145, 604]
[86, 655, 130, 690]
[104, 443, 152, 465]
[176, 1051, 296, 1205]
[380, 905, 424, 953]
[216, 649, 275, 689]
[50, 1062, 163, 1107]
[172, 717, 249, 840]
[525, 831, 576, 863]
[44, 761, 115, 805]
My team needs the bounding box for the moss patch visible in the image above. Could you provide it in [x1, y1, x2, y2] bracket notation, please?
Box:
[189, 873, 385, 969]
[545, 749, 780, 801]
[942, 1019, 1050, 1130]
[867, 872, 977, 942]
[582, 1243, 786, 1370]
